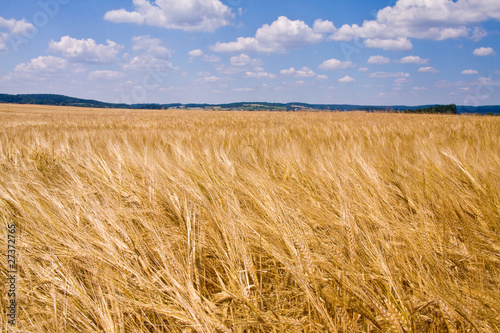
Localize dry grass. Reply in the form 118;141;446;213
1;103;499;332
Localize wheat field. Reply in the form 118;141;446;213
0;104;499;332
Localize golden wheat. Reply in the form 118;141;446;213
1;104;499;332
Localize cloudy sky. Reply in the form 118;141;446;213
1;0;499;106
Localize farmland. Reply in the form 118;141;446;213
1;104;499;332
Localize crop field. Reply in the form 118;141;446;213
1;103;499;332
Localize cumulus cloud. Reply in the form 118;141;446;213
89;70;127;80
0;16;34;35
49;36;122;63
338;75;356;83
418;66;440;73
213;16;331;53
471;27;488;41
369;72;410;78
280;67;295;75
196;75;224;83
124;35;174;72
213;54;263;75
313;19;336;34
230;53;262;67
280;66;316;77
0;32;8;52
367;55;390;64
188;49;204;58
0;17;36;52
280;66;329;80
364;37;413;51
330;0;500;50
14;56;69;73
231;87;254;92
461;69;478;75
132;35;172;58
399;56;429;64
104;0;234;32
395;78;409;85
123;54;173;72
318;58;355;70
244;71;276;79
0;55;85;86
12;56;85;80
188;49;220;62
475;76;500;86
473;47;495;56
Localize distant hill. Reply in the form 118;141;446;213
0;93;127;108
457;105;500;115
0;93;498;114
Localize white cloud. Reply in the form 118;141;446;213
461;69;478;75
472;27;488;41
0;16;34;35
203;55;221;63
418;66;440;73
230;53;262;67
338;75;356;83
49;36;122;63
399;56;429;64
188;49;204;58
318;58;355;70
232;87;254;92
358;67;369;72
365;37;413;51
473;47;495;56
213;16;326;53
15;56;69;74
188;49;221;62
395;78;409;85
313;19;336;34
124;35;174;72
279;66;328;80
12;56;85;80
214;54;262;74
0;17;33;52
89;70;127;80
330;0;500;50
213;37;261;53
280;66;316;77
413;87;428;91
123;54;173;72
196;75;224;83
244;71;276;79
104;0;234;32
367;55;390;64
434;79;462;88
0;32;8;52
369;72;410;78
379;92;396;98
132;35;172;58
476;76;500;86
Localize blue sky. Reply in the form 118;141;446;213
0;0;499;106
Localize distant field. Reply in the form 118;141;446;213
1;104;499;332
